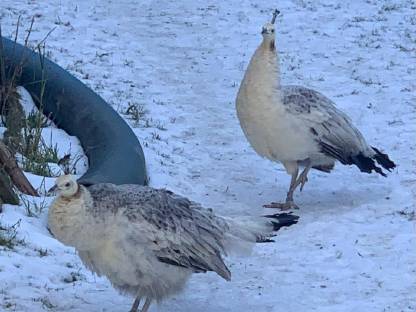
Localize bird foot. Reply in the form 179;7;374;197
263;201;299;210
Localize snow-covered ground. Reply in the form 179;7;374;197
0;0;415;311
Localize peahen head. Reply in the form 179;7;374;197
261;9;279;40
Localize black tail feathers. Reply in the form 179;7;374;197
264;212;299;232
350;147;395;177
372;147;396;171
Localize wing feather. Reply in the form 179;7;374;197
281;85;372;162
86;184;231;280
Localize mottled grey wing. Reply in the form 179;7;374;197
281;85;370;164
87;183;231;280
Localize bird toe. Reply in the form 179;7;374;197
263;201;299;210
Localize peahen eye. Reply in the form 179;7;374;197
65;183;70;187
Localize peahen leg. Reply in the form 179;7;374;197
264;165;299;210
264;162;311;210
294;163;311;192
141;298;152;312
130;297;141;312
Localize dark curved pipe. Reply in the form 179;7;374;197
1;37;147;186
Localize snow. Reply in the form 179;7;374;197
0;0;415;311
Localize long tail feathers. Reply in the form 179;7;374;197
351;152;386;176
257;213;299;242
264;212;300;231
350;147;396;177
372;146;396;171
320;141;396;177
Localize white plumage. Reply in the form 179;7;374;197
47;175;298;312
236;10;395;209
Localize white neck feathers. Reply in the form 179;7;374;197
236;37;283;112
48;185;97;250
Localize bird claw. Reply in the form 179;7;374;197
263;201;299;210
